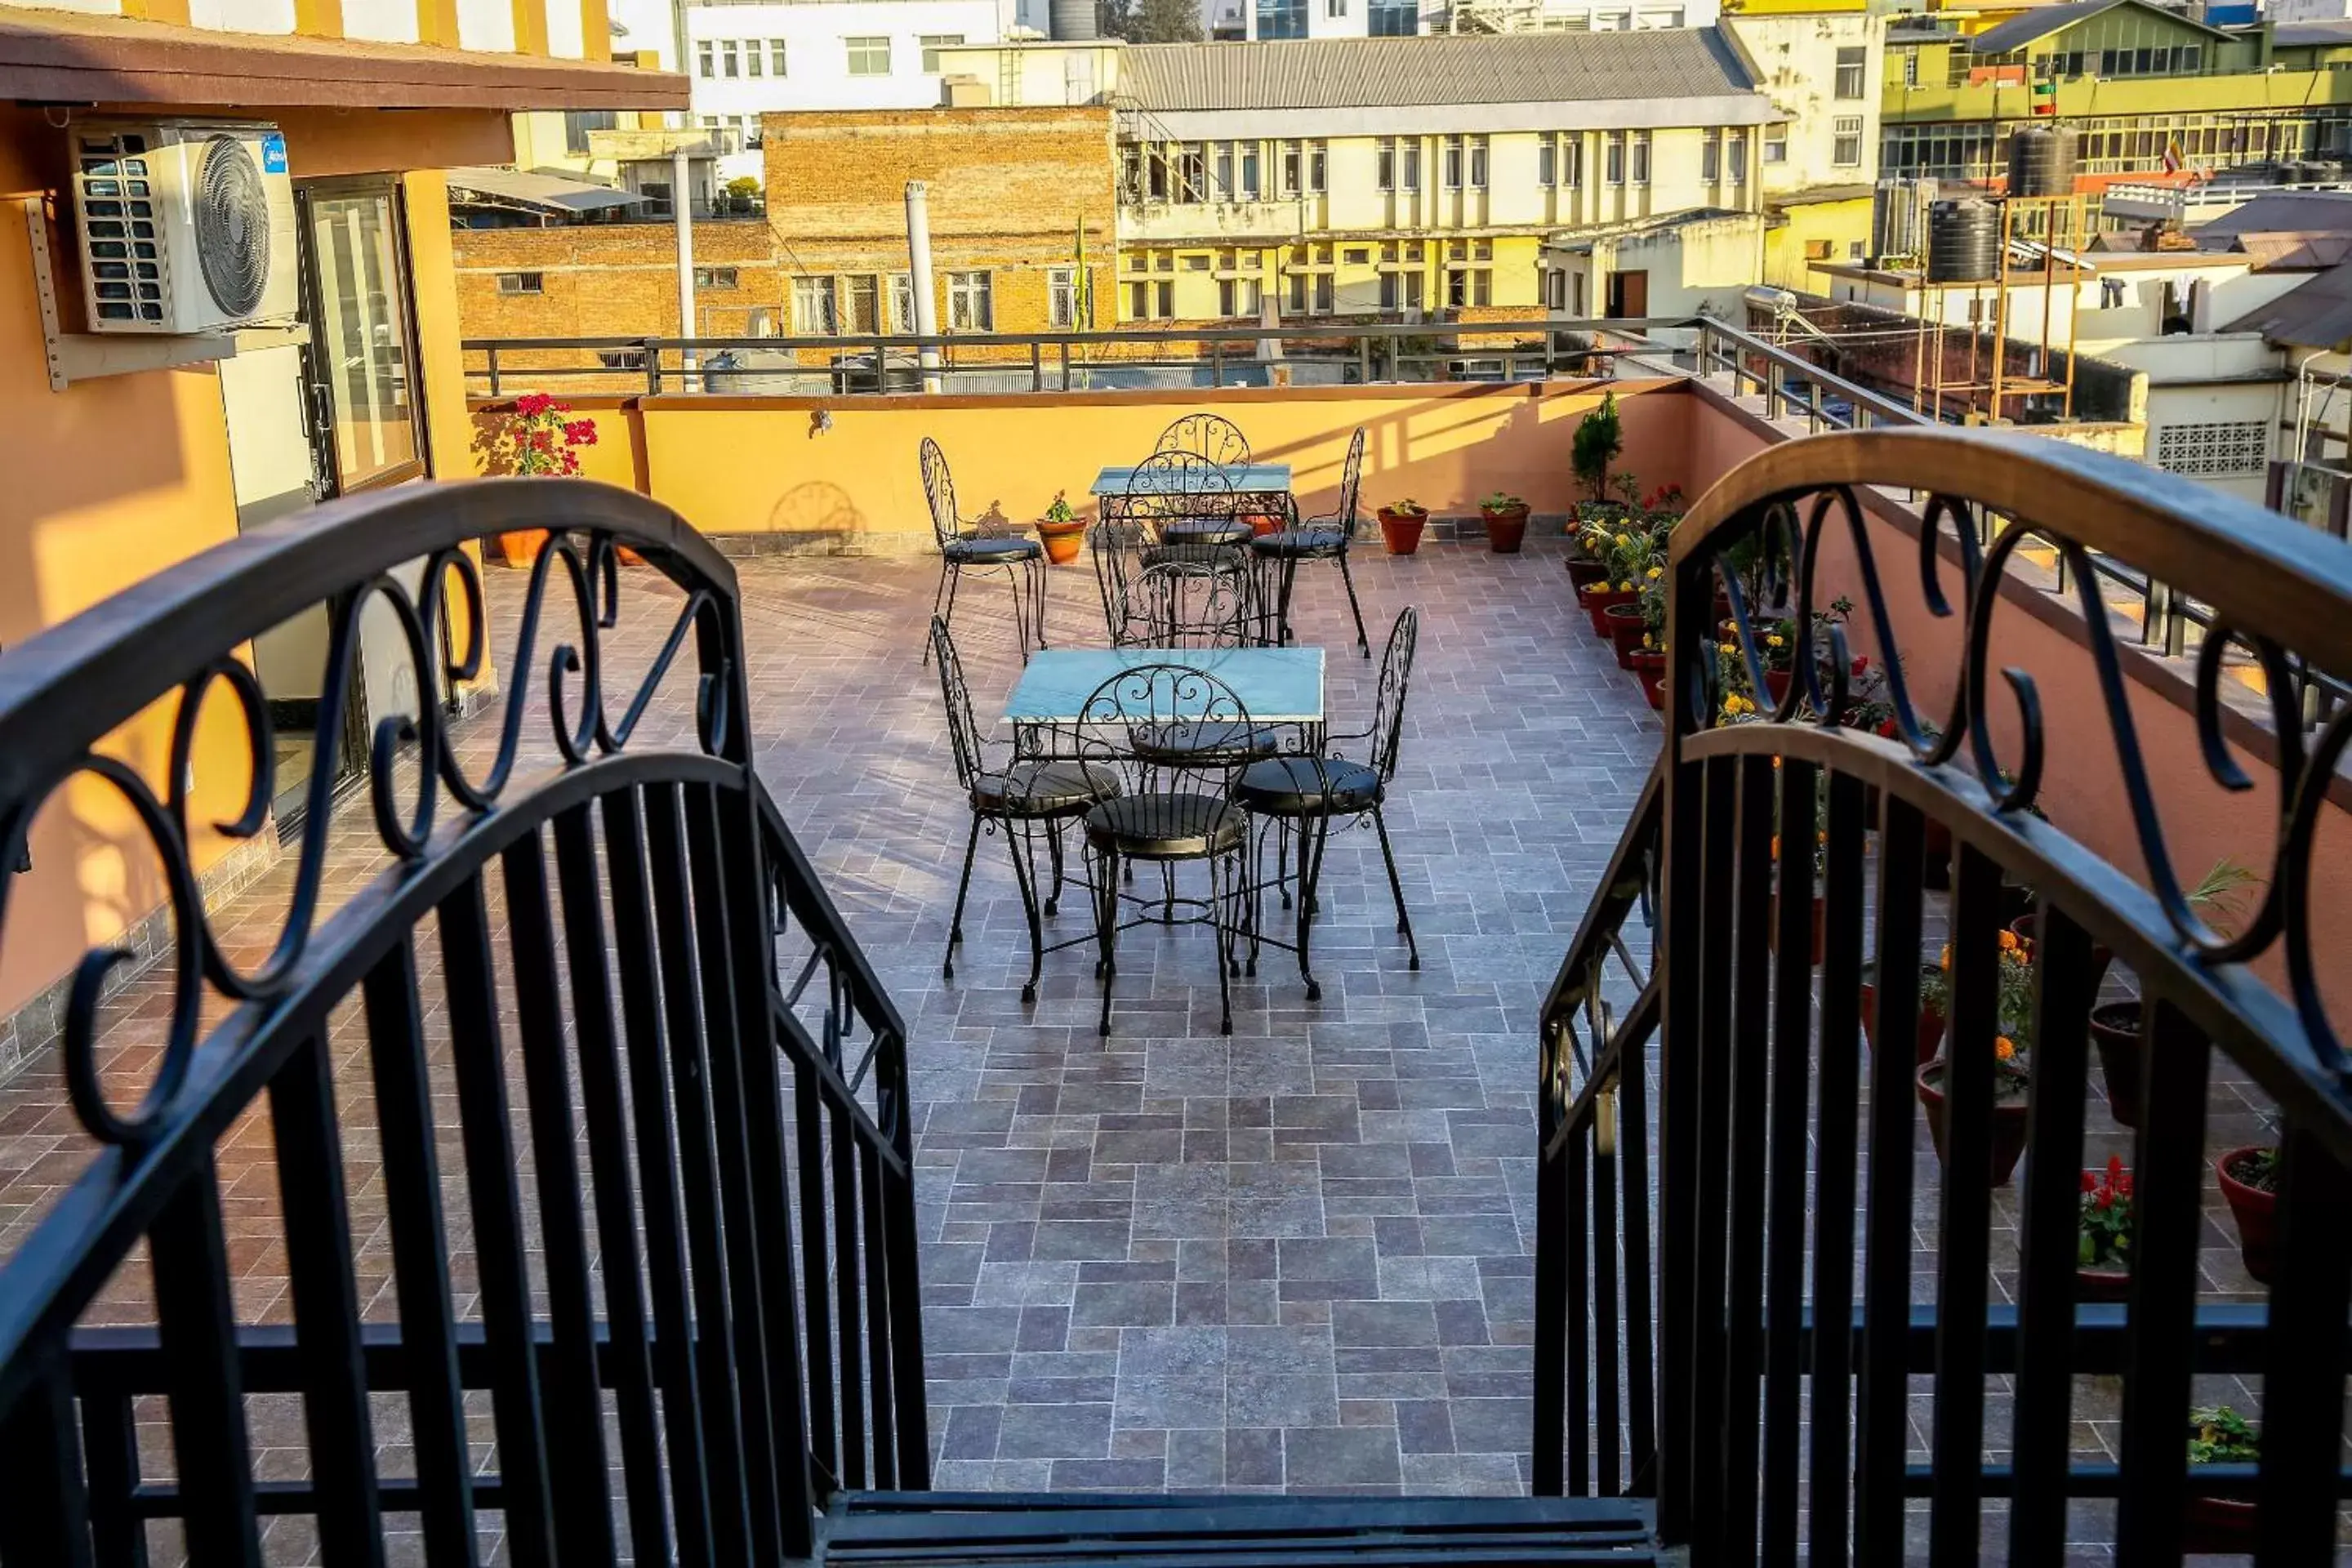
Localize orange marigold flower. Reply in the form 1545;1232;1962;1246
1994;1036;2016;1059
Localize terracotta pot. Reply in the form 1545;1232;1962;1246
1628;648;1664;680
1762;666;1793;706
2088;1000;2142;1129
1377;509;1428;555
2216;1145;2278;1285
497;528;550;568
1646;674;1668;711
1245;513;1283;537
1604;604;1649;669
2182;1496;2260;1552
1566;557;1610;590
1860;970;1949;1067
1916;1059;2032;1186
2076;1263;2132;1303
1483;506;1530;554
1036;519;1087;566
1582;584;1637;636
1766;893;1827;965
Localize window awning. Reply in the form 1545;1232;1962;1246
448;167;646;216
0;7;688;110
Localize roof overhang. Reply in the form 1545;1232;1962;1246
447;166;645;214
0;8;689;110
1138;96;1775;139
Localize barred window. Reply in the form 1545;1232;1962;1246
2154;421;2268;478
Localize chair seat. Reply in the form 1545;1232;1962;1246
1126;719;1284;765
1085;792;1246;859
946;535;1042;564
1250;528;1348;559
1232;756;1382;816
973;760;1123;817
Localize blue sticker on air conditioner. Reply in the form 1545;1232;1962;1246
261;133;287;173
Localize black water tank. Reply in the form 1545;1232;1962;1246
2006;126;2076;198
1927;199;2000;283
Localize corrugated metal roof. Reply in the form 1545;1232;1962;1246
448;167;645;214
1117;30;1757;113
2195;190;2352;239
2223;257;2352;346
1968;0;2229;53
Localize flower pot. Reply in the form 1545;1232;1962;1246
1604;604;1649;669
2216;1145;2278;1285
1762;667;1793;706
2182;1496;2261;1552
1646;674;1668;711
1916;1059;2032;1186
1036;519;1087;566
1377;509;1428;555
1482;506;1530;554
1628;648;1665;682
1766;893;1826;965
2088;1000;2143;1129
2076;1263;2132;1303
1860;971;1949;1067
1245;513;1283;537
1581;585;1636;636
497;528;550;568
1566;557;1610;590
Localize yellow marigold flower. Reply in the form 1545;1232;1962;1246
1994;1036;2016;1060
1614;532;1631;546
1642;632;1654;648
1618;581;1635;591
1646;565;1663;579
1717;640;1737;655
1998;930;2017;951
1765;633;1784;648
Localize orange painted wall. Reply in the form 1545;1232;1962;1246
466;380;1699;538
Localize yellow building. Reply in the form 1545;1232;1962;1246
0;0;683;1061
1722;7;1886;290
1107;33;1776;325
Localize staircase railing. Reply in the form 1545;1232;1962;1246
1632;429;2352;1565
0;479;922;1566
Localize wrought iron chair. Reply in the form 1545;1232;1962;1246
1064;663;1258;1037
921;435;1047;666
1233;606;1422;997
1123;451;1255;644
932;617;1121;1004
1252;425;1370;657
1155;412;1252;468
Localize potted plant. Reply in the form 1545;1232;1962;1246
2216;1144;2277;1285
1034;491;1086;566
1861;958;1950;1067
2087;859;2261;1129
1915;929;2037;1184
1377;497;1429;555
1570;390;1624;526
2077;1155;2134;1302
2184;1406;2261;1549
1581;523;1655;633
1566;514;1617;591
1627;578;1668;686
494;393;599;564
1481;492;1530;553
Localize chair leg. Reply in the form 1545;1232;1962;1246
924;559;953;666
1294;812;1331;1002
1211;849;1237;1036
941;561;964;651
1032;555;1052;651
944;813;982;979
1275;558;1301;647
1007;816;1046;1004
1336;550;1370;657
1091;841;1120;1037
1045;824;1067;918
1371;804;1420;970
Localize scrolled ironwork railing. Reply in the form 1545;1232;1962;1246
1628;426;2352;1566
0;478;922;1566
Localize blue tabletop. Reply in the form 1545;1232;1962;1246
1001;647;1326;728
1091;463;1293;497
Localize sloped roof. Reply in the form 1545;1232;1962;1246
1118;29;1757;112
1968;0;2230;54
2194;190;2352;241
2223;257;2352;346
448;167;645;216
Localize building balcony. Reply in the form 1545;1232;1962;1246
1;316;2349;1560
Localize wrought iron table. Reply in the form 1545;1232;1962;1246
1000;646;1325;749
1091;462;1295;526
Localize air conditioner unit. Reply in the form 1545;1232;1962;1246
69;121;299;334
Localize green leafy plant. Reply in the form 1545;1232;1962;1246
2225;1146;2278;1195
2189;858;2265;938
1041;490;1076;525
2079;1155;2134;1267
1384;498;1428;518
2188;1406;2260;1465
1482;491;1526;514
1572;390;1624;502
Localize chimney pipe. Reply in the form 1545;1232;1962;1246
906;180;942;394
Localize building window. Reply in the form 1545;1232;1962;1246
1902;49;1919;87
1307;140;1326;194
1315;273;1334;312
747;307;776;336
947;270;993;330
1215;142;1235;198
694;266;739;289
2155;421;2267;477
794;276;836;333
1279;140;1301;196
846;35;891;74
1468;135;1488;188
1218;277;1263;316
1241;143;1261;198
563;110;616;155
890;273;914;332
1700;129;1719;182
1445;267;1491;308
1378;136;1396;191
1834;45;1867;100
1538;136;1554;185
772;39;787;74
302;182;425;493
1327;0;1345;15
746;36;762;75
497;270;542;294
1833;116;1863;167
1629;131;1650;185
1178;143;1206;202
920;33;964;70
1049;265;1080;327
598;348;647;372
697;39;715;75
1369;0;1414;35
1606;131;1625;184
1257;0;1306;38
1401;140;1419;190
1728;131;1747;185
719;38;739;74
845;274;880;333
1442;135;1462;189
1764;123;1788;163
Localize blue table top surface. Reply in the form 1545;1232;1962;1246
1090;463;1293;496
1000;647;1326;728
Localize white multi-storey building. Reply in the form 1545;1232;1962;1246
1232;0;1713;42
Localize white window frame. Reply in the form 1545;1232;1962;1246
1833;115;1864;167
1049;265;1080;328
846;35;891;75
793;275;837;334
920;33;964;71
771;39;787;74
497;271;542;294
1834;45;1867;100
947;270;994;331
1764;123;1788;163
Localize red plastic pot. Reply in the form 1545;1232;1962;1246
2182;1497;2260;1552
1605;604;1649;669
1762;666;1793;706
1646;675;1668;711
1378;508;1428;555
2088;1001;2142;1129
2216;1145;2278;1285
1566;556;1610;590
2076;1263;2132;1303
1483;505;1530;553
1628;648;1665;679
1860;972;1949;1067
1582;585;1637;635
1916;1059;2031;1186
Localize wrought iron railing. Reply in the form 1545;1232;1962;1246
0;479;922;1565
1622;427;2352;1563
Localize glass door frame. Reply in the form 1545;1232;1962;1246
293;173;431;500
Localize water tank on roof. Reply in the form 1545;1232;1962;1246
1870;178;1927;261
1927;199;2000;283
1050;0;1099;39
2006;126;2076;198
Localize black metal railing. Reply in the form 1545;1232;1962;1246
1619;428;2352;1564
0;479;922;1566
